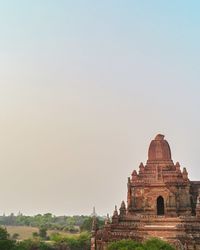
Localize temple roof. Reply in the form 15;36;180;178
148;134;172;162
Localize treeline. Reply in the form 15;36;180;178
0;213;104;232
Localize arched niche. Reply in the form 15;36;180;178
157;196;164;215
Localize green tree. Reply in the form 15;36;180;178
80;217;104;232
0;226;9;240
143;238;175;250
0;226;15;250
39;226;48;240
15;239;54;250
108;238;176;250
53;232;90;250
0;240;15;250
32;232;39;238
108;239;143;250
80;217;92;232
11;233;19;240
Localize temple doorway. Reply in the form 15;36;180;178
157;196;164;215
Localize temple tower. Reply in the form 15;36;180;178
94;134;200;250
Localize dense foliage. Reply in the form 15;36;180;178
0;226;91;250
108;239;176;250
108;239;143;250
0;224;176;250
0;213;104;233
52;232;90;250
80;217;104;232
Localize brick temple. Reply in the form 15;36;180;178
91;134;200;250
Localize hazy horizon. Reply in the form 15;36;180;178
0;1;200;216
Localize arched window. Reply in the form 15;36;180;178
157;196;164;215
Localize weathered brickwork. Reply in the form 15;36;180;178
92;135;200;250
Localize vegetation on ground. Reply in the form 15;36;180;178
0;213;104;237
108;238;176;250
0;226;91;250
0;217;177;250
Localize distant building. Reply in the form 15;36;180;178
92;134;200;250
91;207;97;218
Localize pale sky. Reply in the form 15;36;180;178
0;1;200;215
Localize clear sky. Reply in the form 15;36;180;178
0;1;200;215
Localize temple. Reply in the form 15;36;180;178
92;134;200;250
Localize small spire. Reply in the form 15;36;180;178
139;162;144;168
113;205;118;217
120;201;126;209
175;162;181;173
119;201;126;218
132;170;137;176
112;206;119;224
131;170;138;181
139;162;145;173
105;213;110;225
183;167;188;173
91;216;98;232
182;167;188;180
91;206;97;217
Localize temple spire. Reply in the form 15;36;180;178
148;134;172;163
91;206;97;217
105;213;110;225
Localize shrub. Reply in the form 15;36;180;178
15;239;54;250
108;239;143;250
53;232;90;250
108;238;176;250
143;238;175;250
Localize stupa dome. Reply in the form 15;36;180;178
148;134;172;161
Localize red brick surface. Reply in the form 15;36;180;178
92;135;200;250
